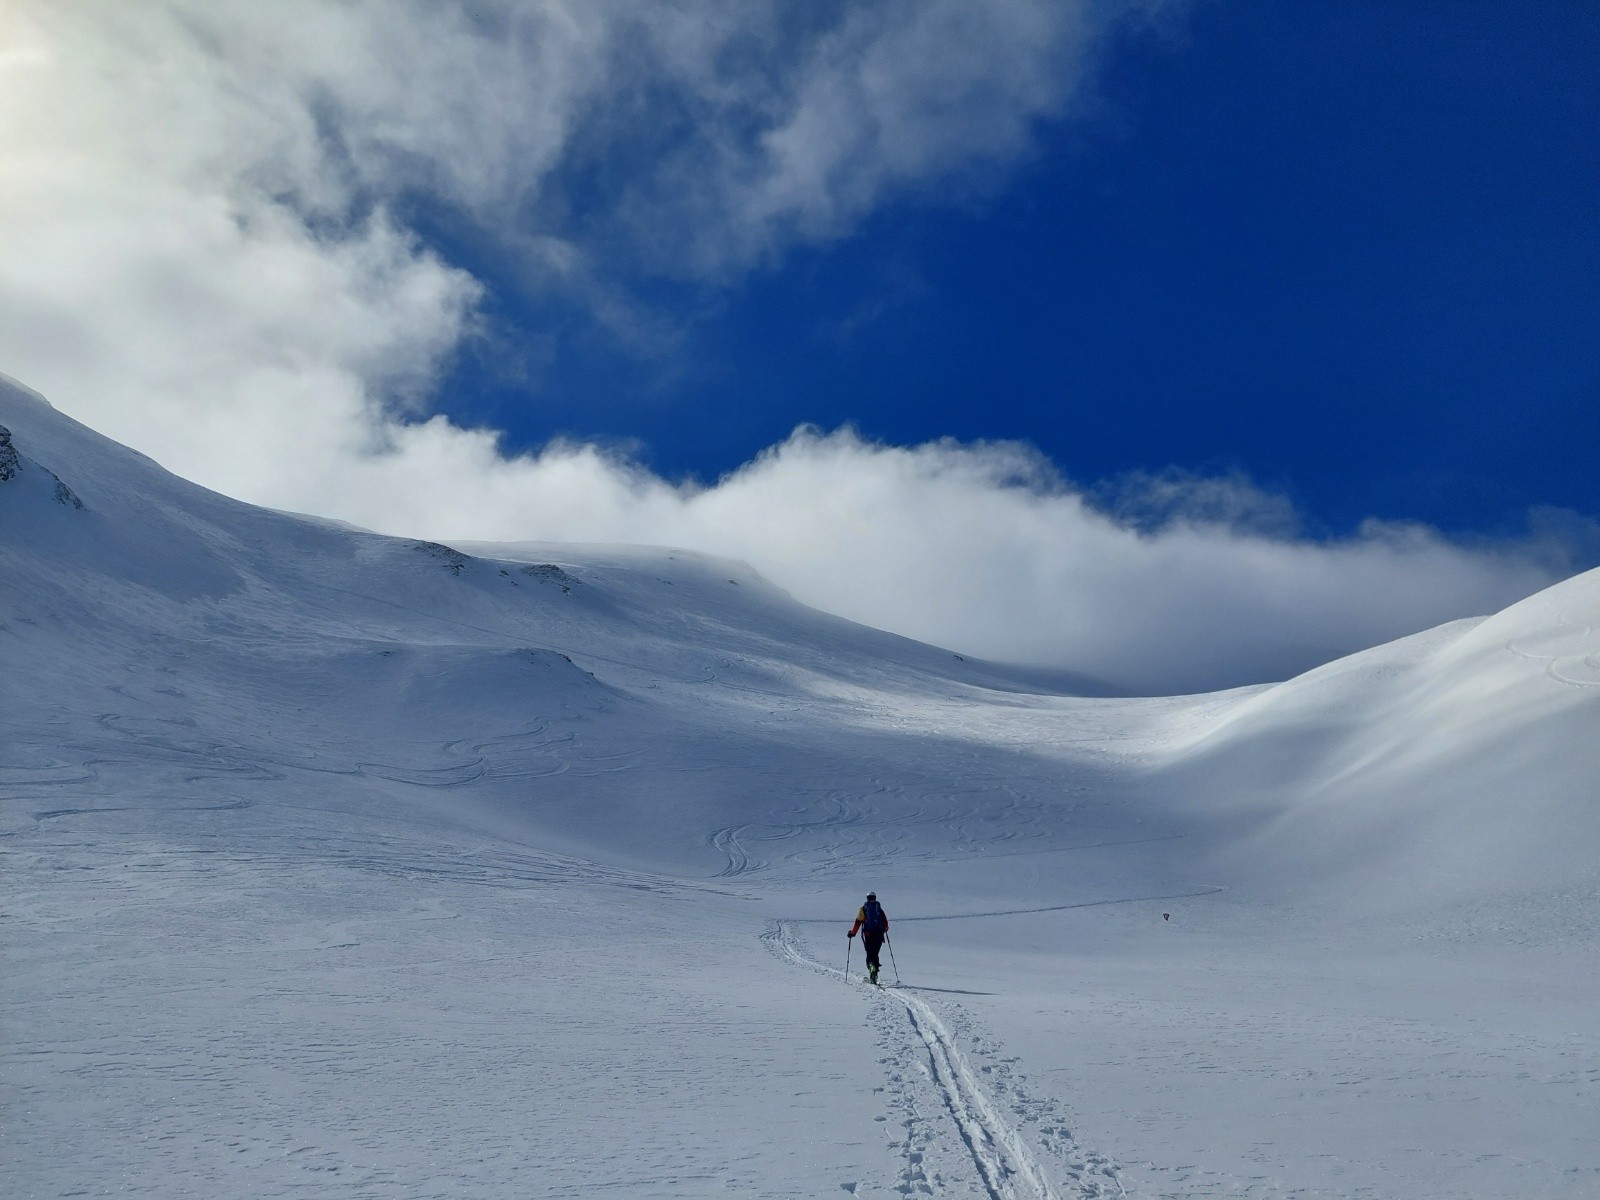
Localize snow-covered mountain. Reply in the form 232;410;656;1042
4;375;1597;1199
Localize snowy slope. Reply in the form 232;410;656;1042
4;376;1599;1199
1150;566;1600;912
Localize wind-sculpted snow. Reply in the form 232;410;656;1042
4;378;1600;1198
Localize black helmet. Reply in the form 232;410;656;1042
866;892;877;900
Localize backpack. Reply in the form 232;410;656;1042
861;899;887;934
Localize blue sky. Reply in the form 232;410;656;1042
4;0;1595;690
443;0;1598;538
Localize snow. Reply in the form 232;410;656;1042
3;375;1598;1198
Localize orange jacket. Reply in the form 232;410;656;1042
849;904;889;936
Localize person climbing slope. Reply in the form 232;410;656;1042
848;892;889;985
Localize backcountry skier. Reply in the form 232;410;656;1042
848;892;889;985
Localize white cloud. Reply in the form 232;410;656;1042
0;0;1582;692
0;0;1142;474
734;2;1079;248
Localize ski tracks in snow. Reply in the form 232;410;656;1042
765;921;1123;1200
1506;612;1600;688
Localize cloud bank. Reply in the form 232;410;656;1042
0;0;1585;692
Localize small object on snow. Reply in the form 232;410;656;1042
1162;913;1171;921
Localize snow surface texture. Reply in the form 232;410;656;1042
3;375;1598;1199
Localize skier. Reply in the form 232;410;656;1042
848;892;889;985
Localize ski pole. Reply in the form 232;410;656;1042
886;935;900;984
844;934;852;985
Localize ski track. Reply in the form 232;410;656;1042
765;920;1123;1200
1505;613;1600;688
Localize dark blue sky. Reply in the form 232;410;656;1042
442;0;1598;540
